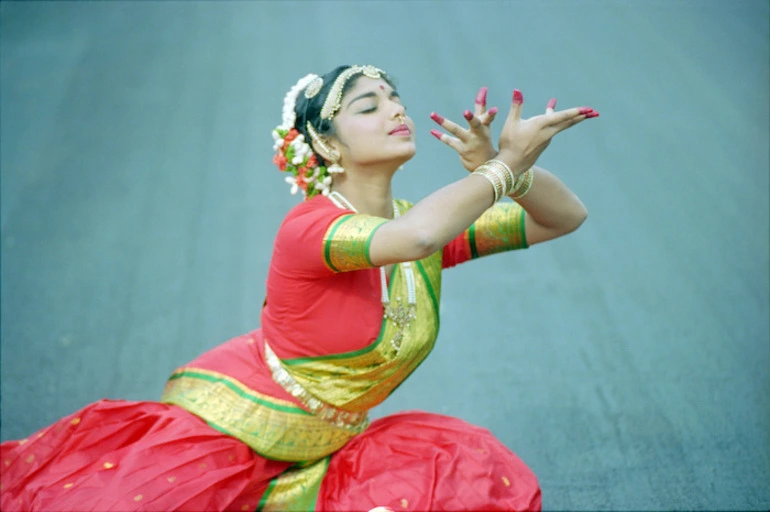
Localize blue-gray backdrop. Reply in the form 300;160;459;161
1;1;768;510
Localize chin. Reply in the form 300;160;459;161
395;144;417;164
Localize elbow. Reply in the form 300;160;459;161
413;231;441;260
410;228;442;260
565;206;588;234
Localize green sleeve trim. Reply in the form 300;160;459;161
364;220;387;268
468;222;479;259
519;208;529;249
322;214;353;272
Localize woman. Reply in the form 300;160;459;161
1;64;596;511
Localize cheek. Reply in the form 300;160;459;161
344;119;382;146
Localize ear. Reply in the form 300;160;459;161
311;137;341;164
306;123;341;164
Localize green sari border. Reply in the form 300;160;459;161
255;456;330;512
414;259;440;325
282;263;398;366
166;370;309;415
256;478;278;511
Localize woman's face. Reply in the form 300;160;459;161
329;76;416;169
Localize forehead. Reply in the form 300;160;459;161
344;76;395;97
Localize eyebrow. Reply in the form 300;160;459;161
345;89;400;110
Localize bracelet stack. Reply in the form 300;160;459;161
473;159;535;202
511;167;534;199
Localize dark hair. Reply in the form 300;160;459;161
293;65;396;162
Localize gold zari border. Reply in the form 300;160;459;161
257;457;330;511
283;200;444;413
468;202;528;258
322;214;387;272
160;368;356;462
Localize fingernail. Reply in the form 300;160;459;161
475;86;488;105
488;106;499;115
430;112;445;124
578;107;593;115
513;89;523;104
547;98;557;110
463;110;473;121
430;129;443;140
585;112;600;118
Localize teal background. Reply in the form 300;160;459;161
1;1;768;509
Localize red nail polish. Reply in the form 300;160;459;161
463;110;473;121
513;89;523;104
585;112;600;118
547;98;557;110
578;107;593;115
475;86;488;105
488;106;499;115
430;129;443;140
430;112;445;124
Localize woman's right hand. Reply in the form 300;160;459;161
495;89;598;174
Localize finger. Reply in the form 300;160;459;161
550;107;600;133
430;129;465;152
545;98;557;115
479;106;499;127
463;109;483;132
545;106;597;127
430;112;470;142
505;89;524;124
474;86;488;117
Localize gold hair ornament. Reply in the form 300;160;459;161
320;65;386;120
306;123;344;174
304;76;324;99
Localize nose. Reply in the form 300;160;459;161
393;105;407;123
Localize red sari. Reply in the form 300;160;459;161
1;195;539;511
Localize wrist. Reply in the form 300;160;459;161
493;150;528;177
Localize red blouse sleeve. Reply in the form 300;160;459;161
272;196;389;278
442;202;529;269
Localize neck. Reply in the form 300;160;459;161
330;164;397;218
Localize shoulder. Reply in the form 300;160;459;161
394;198;414;214
279;195;349;232
283;194;344;221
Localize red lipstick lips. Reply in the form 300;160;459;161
389;124;411;135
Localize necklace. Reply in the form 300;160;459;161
328;191;417;353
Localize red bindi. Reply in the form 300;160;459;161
379;85;385;90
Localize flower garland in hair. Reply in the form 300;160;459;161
271;74;333;199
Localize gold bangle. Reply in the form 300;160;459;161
474;164;504;202
484;159;516;195
512;168;535;199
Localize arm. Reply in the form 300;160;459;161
368;172;496;265
513;165;587;245
369;91;596;267
430;88;594;248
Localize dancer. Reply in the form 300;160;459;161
1;64;596;511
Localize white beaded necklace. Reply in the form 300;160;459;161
328;191;417;352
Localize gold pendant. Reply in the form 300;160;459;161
384;297;416;352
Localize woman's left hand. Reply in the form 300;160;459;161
429;86;500;172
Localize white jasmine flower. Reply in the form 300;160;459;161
285;175;300;195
